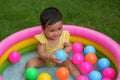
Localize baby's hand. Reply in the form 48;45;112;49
49;54;62;64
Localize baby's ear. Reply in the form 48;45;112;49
41;26;44;30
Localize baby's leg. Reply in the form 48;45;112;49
25;57;45;69
61;58;81;79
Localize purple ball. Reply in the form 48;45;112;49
80;62;93;74
102;68;116;79
8;51;21;63
72;53;84;65
102;77;112;80
77;75;89;80
0;76;2;80
72;42;83;53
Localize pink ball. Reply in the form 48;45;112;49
80;62;93;74
72;53;84;65
77;75;89;80
8;51;21;63
72;42;83;53
102;67;116;79
102;77;112;80
0;76;2;80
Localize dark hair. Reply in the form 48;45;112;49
40;7;62;29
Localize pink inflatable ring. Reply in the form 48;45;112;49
0;25;120;80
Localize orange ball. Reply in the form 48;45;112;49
56;67;70;80
85;53;98;64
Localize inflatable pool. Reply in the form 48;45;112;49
0;25;120;80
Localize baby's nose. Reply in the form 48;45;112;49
55;31;59;35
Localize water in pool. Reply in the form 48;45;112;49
2;51;74;80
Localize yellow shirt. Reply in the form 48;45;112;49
34;31;70;66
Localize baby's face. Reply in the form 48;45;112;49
44;21;63;40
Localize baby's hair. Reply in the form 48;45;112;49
40;7;62;29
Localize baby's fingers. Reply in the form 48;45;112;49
53;57;62;64
56;58;61;61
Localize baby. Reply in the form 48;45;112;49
25;7;81;79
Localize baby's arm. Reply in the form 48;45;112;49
37;42;61;64
37;42;51;60
63;42;72;54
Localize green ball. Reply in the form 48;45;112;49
25;67;38;80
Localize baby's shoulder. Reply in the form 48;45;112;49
62;30;70;36
34;32;45;38
63;30;69;33
60;30;70;42
34;33;47;44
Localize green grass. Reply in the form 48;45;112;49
0;0;120;43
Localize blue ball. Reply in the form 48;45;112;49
97;58;110;70
84;45;96;55
88;70;102;80
55;50;67;62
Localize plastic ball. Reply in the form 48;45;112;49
38;72;52;80
84;45;96;55
88;70;102;80
80;62;93;74
72;53;84;65
72;42;83;53
56;67;70;80
102;67;116;79
25;67;38;80
55;50;67;62
97;58;110;70
0;76;2;80
85;53;97;64
102;77;112;80
8;51;21;63
77;75;89;80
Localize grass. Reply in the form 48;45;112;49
0;0;120;43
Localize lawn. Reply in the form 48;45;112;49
0;0;120;43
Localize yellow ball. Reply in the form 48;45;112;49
38;72;52;80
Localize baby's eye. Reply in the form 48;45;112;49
50;30;54;32
58;28;62;30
